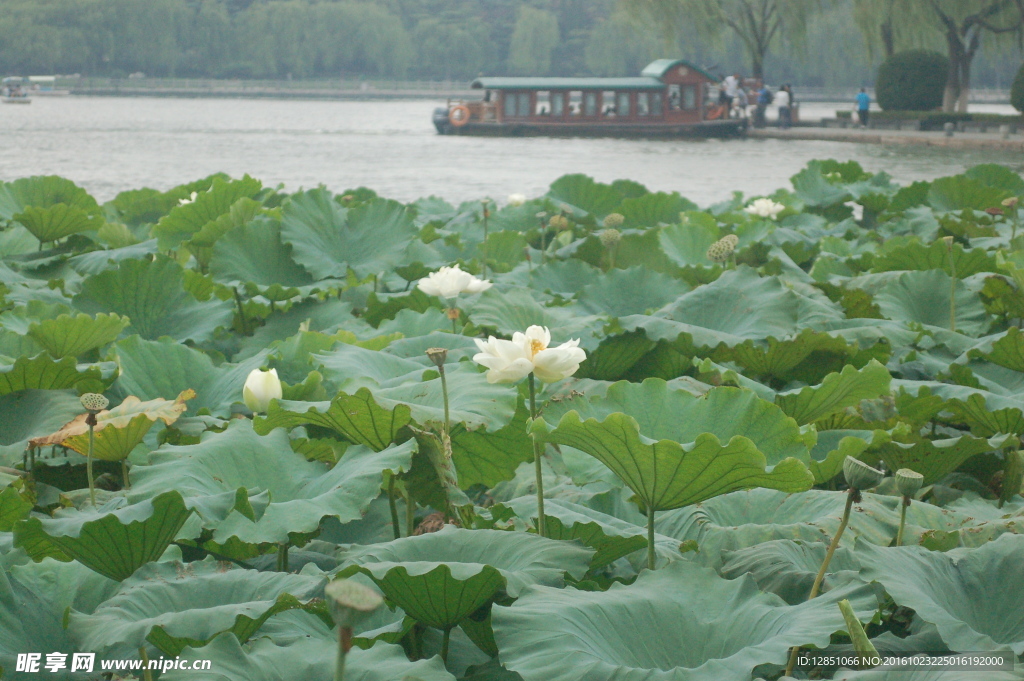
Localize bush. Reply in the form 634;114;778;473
876;50;949;111
1013;63;1024;113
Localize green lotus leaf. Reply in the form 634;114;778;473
808;430;872;484
0;389;85;467
576;330;657;381
874;270;991;337
496;497;652;570
68;558;327;657
512;259;600;297
74;256;234;344
164;635;455;681
657;214;720;267
720;538;862;604
618;191;696;229
542;379;814;467
858;534;1024;654
711;328;863;385
0;353;111;396
26;312;129;359
256;388;411;451
113;336;270;416
965;163;1024;195
533;410;813;515
0;558;119;680
792;164;854;207
870;429;1013;485
547;173;628;218
775;360;892;426
967;326;1024;372
0;481;32;532
152;175;262;250
0;175;99;221
870;239;997;277
127;420;415;546
210;216;336;301
338;526;593;632
468;287;605;351
449;399;533;488
654;489;996;569
315;343;430;391
493;559;877;681
928;175;1010;212
13;490;192;581
574;266;689;317
280;189;419;280
13;204;102;244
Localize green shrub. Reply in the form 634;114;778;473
876;50;949;111
1012;62;1024;113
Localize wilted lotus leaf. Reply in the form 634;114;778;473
29;390;195;462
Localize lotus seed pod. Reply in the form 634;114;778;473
425;347;448;368
599;228;621;249
941;236;954;248
843;457;885;491
721;234;739;248
603;213;625;229
895;468;924;497
79;393;109;413
706;235;737;263
325;578;384;628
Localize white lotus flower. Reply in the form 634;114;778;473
243;368;282;413
178;191;199;206
507;193;527;207
473;325;586;384
745;197;785;220
417;264;492;300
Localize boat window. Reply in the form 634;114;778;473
667;85;681;111
682;85;697;110
583;91;597;116
535;91;550;116
568;91;582;115
503;93;517;118
637;93;649;116
602;91;616;116
616;92;631;117
651;92;663;116
517;92;531;118
551;92;564;116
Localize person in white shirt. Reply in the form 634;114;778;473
720;73;740;106
775;84;792;129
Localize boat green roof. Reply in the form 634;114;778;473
641;59;718;82
471;77;665;91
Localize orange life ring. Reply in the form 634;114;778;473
706;105;726;121
449;104;471;127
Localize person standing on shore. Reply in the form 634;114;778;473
776;85;791;129
856;88;871;128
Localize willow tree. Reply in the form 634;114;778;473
851;0;927;58
624;0;824;80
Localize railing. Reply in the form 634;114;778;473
61;77;474;93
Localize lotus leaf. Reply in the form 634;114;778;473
27;312;129;358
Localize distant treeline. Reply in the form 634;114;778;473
0;0;1018;87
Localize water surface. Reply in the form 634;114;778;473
1;97;1020;206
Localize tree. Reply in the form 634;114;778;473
851;0;928;58
1012;62;1024;112
507;5;560;75
926;0;1024;112
624;0;823;80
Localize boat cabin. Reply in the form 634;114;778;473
434;59;745;137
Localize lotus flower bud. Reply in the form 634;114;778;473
549;215;570;231
603;213;625;229
895;468;924;497
325;578;384;629
243;368;282;414
599;228;621;249
844;457;884;491
80;393;109;413
425;347;448;368
1003;197;1020;209
507;193;526;207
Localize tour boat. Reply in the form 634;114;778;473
433;59;746;138
2;77;31;104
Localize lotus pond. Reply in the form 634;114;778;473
1;163;1024;681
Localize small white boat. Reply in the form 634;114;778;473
2;76;32;104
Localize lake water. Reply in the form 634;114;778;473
1;96;1020;207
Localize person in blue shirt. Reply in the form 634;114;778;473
855;88;871;128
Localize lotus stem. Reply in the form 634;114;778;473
896;496;909;547
335;625;351;681
233;287;248;335
529;373;546;537
405;488;416;535
121;460;131;490
481;200;489;279
439;364;450;434
441;627;452;664
140;647;153;681
388;476;401;539
647;504;656;571
786;487;856;676
277;543;289;572
86;420;97;507
944;237;957;332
